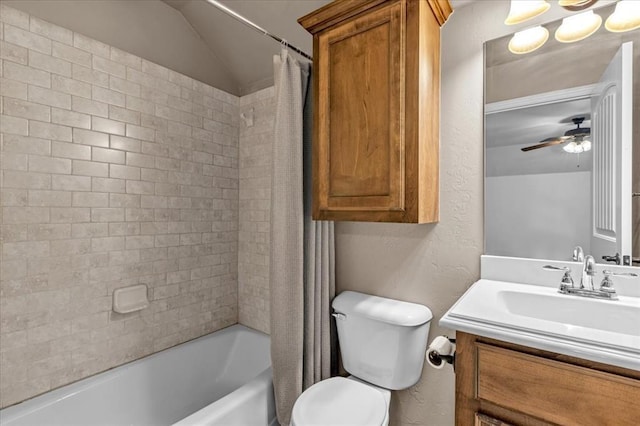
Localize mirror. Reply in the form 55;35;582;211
484;3;640;266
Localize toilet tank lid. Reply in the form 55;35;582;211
332;291;433;326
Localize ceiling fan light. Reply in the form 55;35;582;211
555;10;602;43
563;139;591;154
562;141;578;154
605;1;640;33
505;0;551;25
508;26;549;54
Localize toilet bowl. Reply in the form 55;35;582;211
290;291;432;426
291;376;391;426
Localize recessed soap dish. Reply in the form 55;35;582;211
113;284;149;314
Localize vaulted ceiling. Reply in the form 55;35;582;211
6;0;469;97
163;0;330;95
5;0;329;96
164;0;473;95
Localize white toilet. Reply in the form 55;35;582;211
291;291;433;426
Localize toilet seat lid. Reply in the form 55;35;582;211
291;377;387;426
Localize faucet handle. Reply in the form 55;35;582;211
543;265;574;289
543;265;571;272
600;270;638;294
601;270;638;279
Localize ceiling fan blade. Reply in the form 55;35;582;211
539;136;570;143
521;138;567;152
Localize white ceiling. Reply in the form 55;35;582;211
485;98;593;176
485;99;591;149
163;0;330;95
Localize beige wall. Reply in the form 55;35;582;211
237;87;275;334
2;0;239;95
334;2;578;425
0;5;240;407
2;0;606;420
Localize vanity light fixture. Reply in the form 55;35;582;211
505;0;550;25
504;0;638;54
559;0;599;11
605;0;640;33
555;10;602;43
508;26;550;54
563;137;592;154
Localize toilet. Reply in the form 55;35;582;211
291;291;433;426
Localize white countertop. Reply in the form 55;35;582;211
440;256;640;371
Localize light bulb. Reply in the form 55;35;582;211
508;26;549;54
505;0;551;25
563;139;591;154
555;10;602;43
605;0;640;33
563;141;580;153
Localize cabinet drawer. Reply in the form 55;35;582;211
476;343;640;425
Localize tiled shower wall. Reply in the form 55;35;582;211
238;87;274;334
0;5;240;408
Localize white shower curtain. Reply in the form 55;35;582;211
270;49;335;425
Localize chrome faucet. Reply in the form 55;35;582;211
580;255;596;290
543;255;637;301
572;246;585;262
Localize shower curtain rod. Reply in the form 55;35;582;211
204;0;313;61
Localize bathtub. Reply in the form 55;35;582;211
0;325;276;426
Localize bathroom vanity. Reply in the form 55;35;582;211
441;256;640;426
456;332;640;426
467;6;640;423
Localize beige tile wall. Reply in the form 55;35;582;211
237;87;274;335
0;5;240;408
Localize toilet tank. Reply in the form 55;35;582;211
332;291;433;390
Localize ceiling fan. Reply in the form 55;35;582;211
521;117;591;152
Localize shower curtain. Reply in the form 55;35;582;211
270;49;336;425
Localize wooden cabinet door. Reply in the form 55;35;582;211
476;343;640;426
315;1;405;218
456;332;640;426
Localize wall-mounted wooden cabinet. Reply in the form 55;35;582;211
456;332;640;426
299;0;452;223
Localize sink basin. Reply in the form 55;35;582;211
441;279;640;370
498;290;640;336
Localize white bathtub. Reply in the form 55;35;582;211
0;325;276;426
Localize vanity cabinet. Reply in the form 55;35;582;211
456;332;640;426
298;0;452;223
